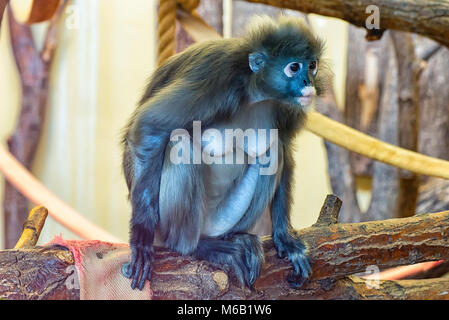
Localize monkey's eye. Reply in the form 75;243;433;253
309;60;318;76
284;62;302;78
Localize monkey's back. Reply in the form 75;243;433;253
139;38;252;108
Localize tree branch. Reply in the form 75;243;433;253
1;198;449;299
245;0;449;48
3;2;66;248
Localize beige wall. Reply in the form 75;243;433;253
0;0;347;248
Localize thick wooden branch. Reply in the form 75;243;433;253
0;247;79;300
2;236;448;300
299;209;449;280
245;0;449;48
1;199;449;299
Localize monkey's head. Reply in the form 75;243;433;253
245;16;328;109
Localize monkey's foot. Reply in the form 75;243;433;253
124;244;154;290
193;234;264;288
125;226;155;290
273;233;311;288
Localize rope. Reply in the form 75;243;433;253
178;0;200;12
157;0;200;66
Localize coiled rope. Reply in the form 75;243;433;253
157;0;200;66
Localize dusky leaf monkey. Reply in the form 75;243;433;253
122;15;328;290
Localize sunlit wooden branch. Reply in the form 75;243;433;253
245;0;449;49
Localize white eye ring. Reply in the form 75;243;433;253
284;62;302;78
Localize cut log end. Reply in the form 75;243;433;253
313;194;342;227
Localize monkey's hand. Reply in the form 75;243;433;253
122;225;155;290
273;231;311;288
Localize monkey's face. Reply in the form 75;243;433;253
249;52;320;109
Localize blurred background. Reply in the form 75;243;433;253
2;0;446;250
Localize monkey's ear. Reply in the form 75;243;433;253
249;52;266;73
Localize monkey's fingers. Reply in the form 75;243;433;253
126;246;154;290
130;251;142;290
138;253;153;290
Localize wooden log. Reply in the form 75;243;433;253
244;0;449;49
2;198;449;299
328;276;449;300
0;247;79;300
9;0;60;24
300;210;449;280
3;2;68;248
2;236;449;300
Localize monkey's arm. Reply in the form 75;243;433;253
270;147;311;287
124;118;168;290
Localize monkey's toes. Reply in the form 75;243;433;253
287;251;311;288
126;245;154;290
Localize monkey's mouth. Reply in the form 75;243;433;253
296;86;317;107
296;95;314;106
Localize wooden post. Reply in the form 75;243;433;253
3;2;66;248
